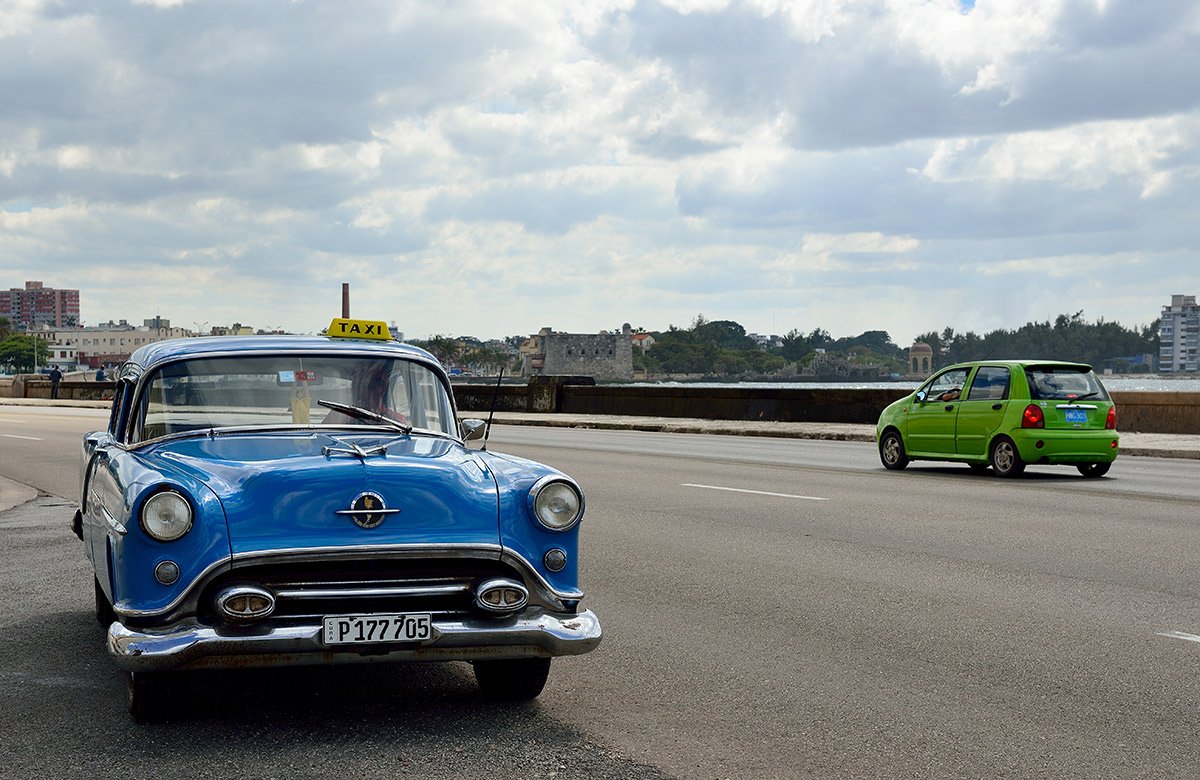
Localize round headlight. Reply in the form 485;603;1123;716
532;480;583;531
140;491;193;542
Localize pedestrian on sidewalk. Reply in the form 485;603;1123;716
48;365;63;399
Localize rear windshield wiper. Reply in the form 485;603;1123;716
317;400;412;434
1066;392;1099;402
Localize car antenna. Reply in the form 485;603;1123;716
481;366;504;452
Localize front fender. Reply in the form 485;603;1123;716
100;449;231;621
876;395;912;440
481;452;583;599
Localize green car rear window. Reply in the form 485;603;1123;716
1024;366;1110;401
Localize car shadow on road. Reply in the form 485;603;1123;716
0;608;672;780
894;465;1114;483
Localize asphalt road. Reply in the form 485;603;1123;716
1;406;1199;779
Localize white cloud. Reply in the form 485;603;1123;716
920;115;1200;192
0;0;1196;345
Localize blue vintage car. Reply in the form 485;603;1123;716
72;320;601;720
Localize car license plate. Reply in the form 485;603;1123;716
322;613;433;645
1064;409;1088;423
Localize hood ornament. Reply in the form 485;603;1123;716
335;491;400;529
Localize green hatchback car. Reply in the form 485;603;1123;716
876;361;1119;478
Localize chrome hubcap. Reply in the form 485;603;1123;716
995;444;1013;471
883;438;899;463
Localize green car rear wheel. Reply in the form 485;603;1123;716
990;438;1026;478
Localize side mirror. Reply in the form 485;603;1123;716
915;391;927;403
461;418;486;443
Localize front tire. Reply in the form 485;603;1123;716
990;438;1025;478
879;431;909;470
94;578;116;628
125;671;185;722
1077;463;1111;478
473;658;551;700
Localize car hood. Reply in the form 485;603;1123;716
146;432;499;556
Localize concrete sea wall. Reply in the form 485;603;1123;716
5;375;1199;435
455;381;1200;435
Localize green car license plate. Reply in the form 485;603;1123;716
322;613;433;645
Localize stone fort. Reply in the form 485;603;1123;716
521;325;634;382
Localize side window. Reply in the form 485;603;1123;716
925;368;969;400
966;366;1010;401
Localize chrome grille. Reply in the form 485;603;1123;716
199;558;524;624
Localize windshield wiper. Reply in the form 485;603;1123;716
1066;392;1098;402
317;400;412;434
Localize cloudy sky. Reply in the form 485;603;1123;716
1;0;1197;344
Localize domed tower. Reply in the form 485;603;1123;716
908;342;933;375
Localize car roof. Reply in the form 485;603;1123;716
126;335;440;372
941;359;1094;371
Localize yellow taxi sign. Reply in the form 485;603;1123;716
326;318;392;341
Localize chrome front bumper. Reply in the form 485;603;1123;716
107;610;601;672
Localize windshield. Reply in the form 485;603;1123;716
135;354;455;441
1024;366;1110;402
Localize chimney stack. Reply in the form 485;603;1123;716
341;283;350;318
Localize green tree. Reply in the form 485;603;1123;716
410;335;463;366
915;312;1158;370
0;316;11;340
780;329;809;361
0;335;50;373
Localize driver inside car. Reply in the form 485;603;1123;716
321;362;410;426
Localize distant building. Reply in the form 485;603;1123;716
631;332;656;352
1159;295;1199;373
520;325;634;381
747;333;783;349
908;342;933;374
66;321;189;369
210;323;255;336
0;281;80;330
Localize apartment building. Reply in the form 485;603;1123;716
1159;294;1200;373
1;281;80;330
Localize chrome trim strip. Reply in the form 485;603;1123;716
333;509;402;516
116;545;583;620
1056;404;1099;409
500;549;585;602
274;584;470;600
113;557;233;619
99;504;127;536
230;544;505;569
108;609;602;672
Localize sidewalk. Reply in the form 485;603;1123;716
0;475;38;513
3;397;1198;460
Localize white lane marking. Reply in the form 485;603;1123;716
1157;631;1200;644
1;434;43;441
682;483;829;501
